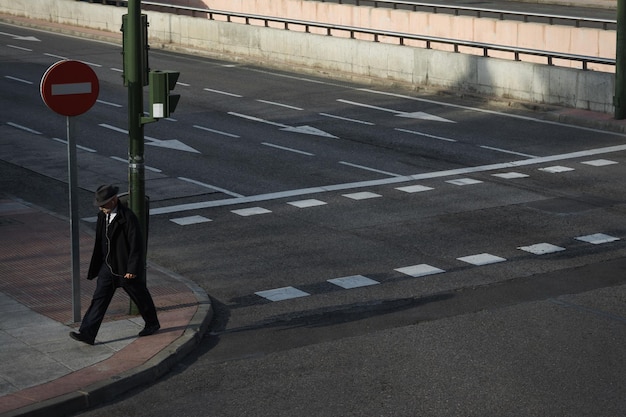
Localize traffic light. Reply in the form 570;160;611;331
148;70;180;119
121;13;149;87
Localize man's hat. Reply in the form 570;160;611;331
94;184;119;207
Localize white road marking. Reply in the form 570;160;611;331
257;99;303;110
51;137;96;152
328;275;379;289
262;142;314;156
342;191;382;200
178;177;244;198
539;166;574;173
582;159;617;167
518;243;565;255
4;76;32;84
232;207;272;216
6;122;41;135
338;99;455;122
492;172;529;179
395;264;445;277
288;199;327;208
255;286;310;302
170;215;212;226
150;143;626;215
96;99;122;108
193;124;240;138
7;45;32;51
576;233;620;245
204;88;242;97
395;128;456;142
446;178;483;186
457;253;506;266
480;145;537;158
396;185;434;193
339;161;401;177
319;113;374;125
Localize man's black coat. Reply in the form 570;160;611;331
87;203;144;281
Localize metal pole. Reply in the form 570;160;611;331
616;0;626;119
127;0;145;314
67;116;81;322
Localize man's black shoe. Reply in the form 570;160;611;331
138;324;160;337
69;331;95;345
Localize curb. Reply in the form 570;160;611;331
1;263;213;417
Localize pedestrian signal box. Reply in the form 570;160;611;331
148;70;180;119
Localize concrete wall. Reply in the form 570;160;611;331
0;0;615;112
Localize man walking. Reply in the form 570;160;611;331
70;184;160;345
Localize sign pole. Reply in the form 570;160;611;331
67;116;81;323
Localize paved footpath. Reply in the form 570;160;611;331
0;199;213;417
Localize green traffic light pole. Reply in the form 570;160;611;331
617;0;626;119
126;0;146;314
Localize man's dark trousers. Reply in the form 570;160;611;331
79;264;159;342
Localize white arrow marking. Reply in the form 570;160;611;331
228;112;337;138
145;136;201;153
0;31;40;41
337;99;455;123
98;123;200;154
281;125;338;138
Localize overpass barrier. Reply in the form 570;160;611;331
0;0;615;113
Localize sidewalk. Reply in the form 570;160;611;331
0;199;213;417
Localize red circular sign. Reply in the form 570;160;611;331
40;60;100;116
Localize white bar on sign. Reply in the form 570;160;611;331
51;82;92;95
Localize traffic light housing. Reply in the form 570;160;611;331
121;13;149;87
148;70;180;119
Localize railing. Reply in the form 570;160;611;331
317;0;616;30
79;1;616;71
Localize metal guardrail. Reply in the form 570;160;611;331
318;0;616;30
80;1;616;70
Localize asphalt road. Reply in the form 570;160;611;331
2;19;626;416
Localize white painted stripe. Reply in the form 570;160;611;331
458;253;506;266
576;233;620;245
342;191;382;200
395;264;445;277
99;123;127;134
339;161;401;177
231;207;272;216
110;68;123;73
6;122;41;135
480;145;537;158
178;177;244;198
96;99;122;108
582;159;617;167
257;99;303;110
204;88;242;97
255;286;310;301
262;142;314;156
338;99;399;114
518;243;565;255
539;166;574;173
319;113;374;125
52;82;91;95
492;172;529;179
396;185;434;193
7;45;32;51
170;215;212;226
51;137;96;152
328;275;379;289
150;143;626;215
44;53;67;60
395;128;456;142
5;76;32;84
360;88;626;137
446;178;483;186
228;112;286;128
193;125;240;138
288;199;327;208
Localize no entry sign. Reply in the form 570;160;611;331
40;60;100;116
